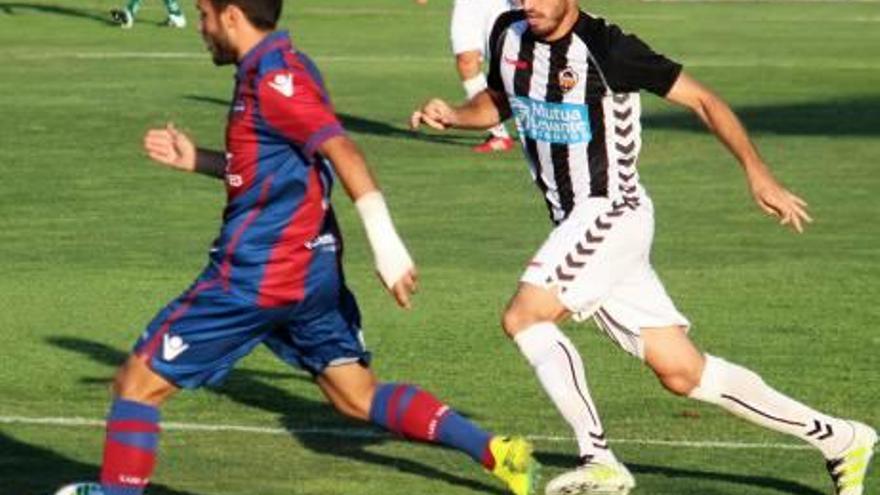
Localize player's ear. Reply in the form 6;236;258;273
223;4;248;31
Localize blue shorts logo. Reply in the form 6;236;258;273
511;97;591;145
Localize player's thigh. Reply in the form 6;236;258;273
521;199;652;320
592;265;691;360
133;276;284;390
266;282;371;380
450;0;489;56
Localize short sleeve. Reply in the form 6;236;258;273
257;68;345;157
596;22;683;96
487;11;523;93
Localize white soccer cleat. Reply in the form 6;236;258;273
109;8;133;28
164;14;186;28
545;460;635;495
52;482;104;495
826;421;877;495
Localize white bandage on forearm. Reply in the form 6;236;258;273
355;191;414;288
462;73;488;100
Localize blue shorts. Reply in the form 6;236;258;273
133;269;370;389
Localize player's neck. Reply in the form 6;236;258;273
235;29;275;63
541;9;579;43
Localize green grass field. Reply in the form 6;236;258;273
1;0;878;494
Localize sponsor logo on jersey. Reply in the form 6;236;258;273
510;97;591;144
162;334;189;361
559;66;579;93
503;56;531;70
305;233;338;252
268;73;294;97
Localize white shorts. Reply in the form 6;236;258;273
520;197;690;359
450;0;515;55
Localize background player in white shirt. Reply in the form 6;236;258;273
450;0;517;153
411;0;877;494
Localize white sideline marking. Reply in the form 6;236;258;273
0;415;818;450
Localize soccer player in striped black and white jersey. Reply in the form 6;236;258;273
412;1;877;494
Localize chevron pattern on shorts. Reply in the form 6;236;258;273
549;202;633;290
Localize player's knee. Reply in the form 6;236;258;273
501;307;538;338
656;366;703;396
111;357;176;406
455;53;481;79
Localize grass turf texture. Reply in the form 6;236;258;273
0;0;878;494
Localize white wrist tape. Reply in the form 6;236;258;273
354;191;414;288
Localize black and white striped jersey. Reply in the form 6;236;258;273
487;10;682;223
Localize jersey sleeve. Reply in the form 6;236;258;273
257;68;345;157
487;11;522;93
596;21;683;96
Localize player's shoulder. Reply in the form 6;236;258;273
488;9;527;48
254;48;326;96
492;9;526;32
572;11;628;53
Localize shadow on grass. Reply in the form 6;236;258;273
0;432;201;495
40;336;504;495
0;2;114;25
645;96;880;137
183;94;479;147
535;451;825;495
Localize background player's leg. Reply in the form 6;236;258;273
643;326;871;458
504;283;618;466
101;355;178;495
455;53;511;151
161;0;186;27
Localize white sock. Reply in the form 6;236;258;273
515;322;615;464
462;73;488;100
462;74;510;140
689;354;855;458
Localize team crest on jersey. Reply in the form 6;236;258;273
559;66;579;94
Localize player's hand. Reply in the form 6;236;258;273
388;267;418;310
410;99;457;131
143;122;197;172
747;168;813;233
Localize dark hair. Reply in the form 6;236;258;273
210;0;282;30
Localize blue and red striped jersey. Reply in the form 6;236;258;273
208;31;345;308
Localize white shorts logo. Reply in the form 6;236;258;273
162;334;189;361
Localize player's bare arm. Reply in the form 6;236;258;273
411;88;510;131
143;122;226;178
318;135;417;309
665;72;813;233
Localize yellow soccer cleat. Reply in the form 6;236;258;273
489;436;541;495
826;421;877;495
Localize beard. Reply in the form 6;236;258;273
204;30;237;66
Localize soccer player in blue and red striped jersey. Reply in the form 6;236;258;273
58;1;540;495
